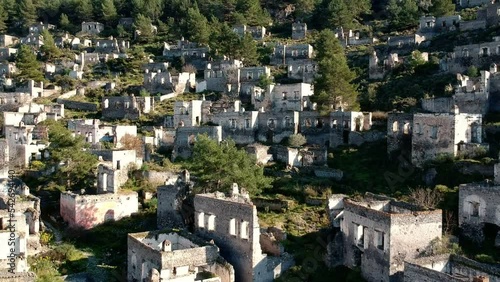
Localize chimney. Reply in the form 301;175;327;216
231;183;239;197
161;240;172;252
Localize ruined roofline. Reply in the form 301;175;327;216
344;193;441;214
128;229;215;249
196;184;253;205
459;181;500;190
61;189;137;199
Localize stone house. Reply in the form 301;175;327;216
404;254;500;282
387;34;426;47
209;108;260;145
81;22;105;35
328;193;442;282
102;95;154;120
94;38;130;54
251;83;313;112
239;66;271;98
28;22;55;35
91;149;140;194
0;47;17;61
20;33;44;49
200;59;243;94
163;39;210;70
67;119;137;148
368;51;401;80
0;63;16;77
458;182;500;229
387;111;485;165
477;2;500;27
292;22;307;40
127;230;235;282
335;28;378;47
172;100;206;128
193;185;294;282
0;184;41;277
0;35;19;47
443;36;500;73
77;52;101;66
272;145;327;168
142;62;170;73
232;25;266;40
271;44;314;65
418;15;461;35
422;70;492;115
287;59;317;83
60;190;138;230
329;110;372;148
143;70;195;94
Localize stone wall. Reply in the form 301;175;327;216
60;191;139;229
460;20;487;31
387;113;413;156
157;170;193;229
57;99;98;111
0;271;36;282
252;197;292;212
458;183;500;227
172;126;222;160
313;167;344;180
421;97;454;113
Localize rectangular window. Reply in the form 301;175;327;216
229;119;236;129
430;126;438;139
208;215;216;231
375;230;385;250
229;218;236;235
240;221;249;239
294;91;300;99
198;212;205;228
245;119;251;129
470;202;480;217
353;223;364;247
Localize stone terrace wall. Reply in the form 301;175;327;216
404;261;462;282
57;99;98;111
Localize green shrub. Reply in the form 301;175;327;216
475;254;495;263
287;134;307;147
40;231;54;246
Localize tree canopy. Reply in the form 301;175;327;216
42;120;98;190
185;134;272;196
15;45;45;83
311;29;359;112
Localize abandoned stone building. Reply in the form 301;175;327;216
0;178;41;277
0;47;17;61
193;185;294;282
292;22;307;40
443;36;500;73
387;111;486;165
270;44;314;66
0;63;16;77
334;28;378;47
239;66;271;98
404;254;500;282
91;149;140;194
127;230;235;282
60;189;139;229
369;51;402;79
157;170;194;229
458;182;500;230
197;59;242;93
143;70;195;94
271;145;327;168
458;0;490;7
418;15;461;36
67;119;137;148
142;62;170;73
422;70;492;115
477;2;500;27
287;59;318;83
81;22;105;35
20;33;44;49
94;38;130;54
387;34;427;47
28;22;55;35
102;95;154;120
232;25;266;40
250;83;314;112
327;193;443;282
0;35;18;47
329;110;374;148
162;39;210;70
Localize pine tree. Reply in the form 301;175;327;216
43;120;98;190
0;4;7;33
59;13;71;32
387;0;419;29
185;7;210;45
311;29;359;112
40;29;61;61
16;45;44;83
430;0;455;17
236;0;270;26
187;134;272;196
134;14;153;43
101;0;117;25
238;33;258;66
76;0;94;22
17;0;37;31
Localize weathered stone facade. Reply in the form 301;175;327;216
291;22;307;40
404;254;500;282
458;182;500;228
60;190;138;230
232;25;266;40
271;44;314;66
193;186;294;282
127;230;234;282
157;170;194;229
102;95;154;120
171;126;222;160
328;194;442;282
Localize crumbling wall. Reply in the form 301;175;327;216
411;114;455;165
60;191;138;229
387;113;413;157
458;183;500;227
157;170;193;229
57;99;98;111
